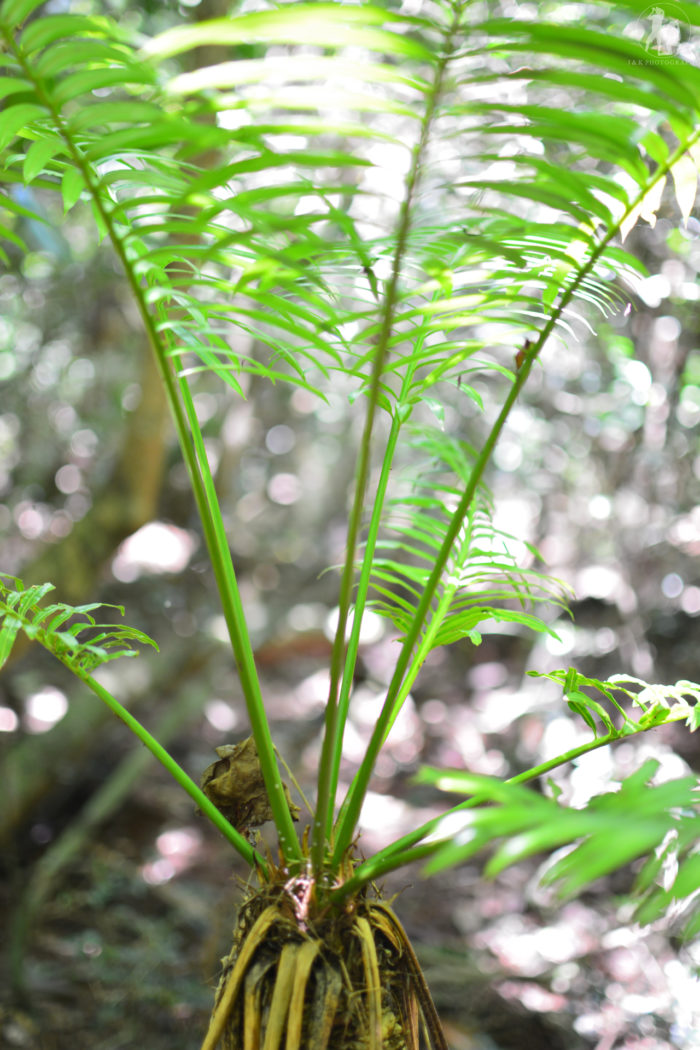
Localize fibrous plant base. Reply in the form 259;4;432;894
201;878;447;1050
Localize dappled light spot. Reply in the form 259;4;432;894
588;494;611;520
0;705;18;732
654;315;682;343
358;792;409;835
568;747;616;806
111;521;198;582
288;602;326;632
475;689;534;733
324;606;384;644
24;686;68;733
141;858;176;885
205;615;229;643
54;463;82;495
497;980;567;1013
193;391;218;424
468;661;508;691
290;387;317;414
680;586;700;615
476;905;602;977
677;396;700;428
205;699;239;732
293;668;330;711
141;827;204;887
65;492;91;521
619;358;652;405
575;564;622;600
15;502;47;540
81;936;102;958
357;790;438;851
661;573;684;599
638;273;670;308
156;826;202;861
552;390;583;414
120;383;141;411
48;510;73;538
267;472;301;505
69;427;97;458
594;627;617;654
545;620;575;656
540;715;582;763
669;509;700;552
265;424;295;454
420;698;446;725
493;439;523;472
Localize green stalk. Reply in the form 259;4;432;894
311;252;401;872
323;414;400;844
9;36;302;867
328;309;443;842
175;375;302;862
332;357;536;864
72;666;267;872
312;8;461;873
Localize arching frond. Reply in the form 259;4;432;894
368;426;569;651
417;758;700;941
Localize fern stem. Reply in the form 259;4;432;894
312;5;461;875
332;363;533;864
7;34;302;867
323;414;401;843
329;307;443;840
171;375;301;862
71;668;267;871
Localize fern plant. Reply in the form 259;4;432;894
2;0;700;1046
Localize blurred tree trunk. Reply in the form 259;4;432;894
22;342;170;607
2;340;170;843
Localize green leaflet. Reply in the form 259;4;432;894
415;762;700;931
529;667;700;737
366;427;568;652
481;18;700;108
18;14;126;54
0;102;47;152
0;575;158;673
141;5;435;63
0;0;46;27
22;134;64;183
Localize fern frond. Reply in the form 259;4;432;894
530;667;700;737
0;7;406;400
416;760;700;943
367;426;568;651
0;574;157;673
